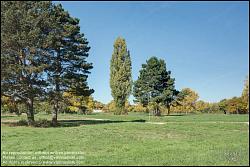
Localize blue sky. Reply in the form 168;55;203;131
55;1;249;104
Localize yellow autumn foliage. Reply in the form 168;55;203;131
63;91;94;114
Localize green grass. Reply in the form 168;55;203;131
1;112;249;166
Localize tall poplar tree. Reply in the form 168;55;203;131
110;37;132;115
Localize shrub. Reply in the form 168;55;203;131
1;105;9;114
133;103;148;113
17;119;28;126
34;119;52;128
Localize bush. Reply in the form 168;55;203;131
133;103;148;113
34;119;52;128
1;105;9;114
17;119;28;126
16;119;53;127
127;105;135;113
104;100;116;113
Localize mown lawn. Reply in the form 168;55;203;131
1;112;249;166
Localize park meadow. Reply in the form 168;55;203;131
1;1;249;166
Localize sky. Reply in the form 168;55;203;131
55;1;249;104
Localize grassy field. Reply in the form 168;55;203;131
1;112;249;166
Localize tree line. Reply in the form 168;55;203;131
1;2;249;127
109;37;249;116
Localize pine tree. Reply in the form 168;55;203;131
110;37;132;115
133;56;178;116
1;1;54;125
45;4;94;125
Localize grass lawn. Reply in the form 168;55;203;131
1;112;249;166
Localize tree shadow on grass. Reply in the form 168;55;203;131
1;115;18;119
159;114;185;117
1;119;146;128
58;119;146;127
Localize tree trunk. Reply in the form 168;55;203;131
155;109;161;116
152;110;155;116
153;105;161;116
51;56;61;126
27;98;34;126
52;102;58;126
52;79;60;126
115;100;126;115
166;104;170;115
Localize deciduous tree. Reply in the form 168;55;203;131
179;88;199;114
110;37;132;115
241;76;249;112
